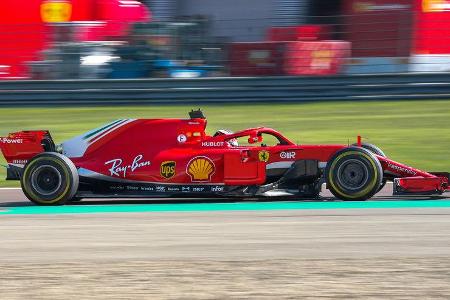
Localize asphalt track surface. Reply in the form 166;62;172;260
1;185;450;299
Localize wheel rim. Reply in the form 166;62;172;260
336;159;369;191
31;165;62;196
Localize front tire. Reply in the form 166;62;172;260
352;142;387;193
21;153;79;206
325;147;382;201
353;142;386;157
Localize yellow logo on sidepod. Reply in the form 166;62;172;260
160;161;176;179
187;157;215;182
258;150;270;162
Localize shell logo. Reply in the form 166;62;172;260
40;0;72;23
187;156;215;182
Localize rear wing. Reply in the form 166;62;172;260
0;131;55;180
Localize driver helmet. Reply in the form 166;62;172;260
213;129;238;147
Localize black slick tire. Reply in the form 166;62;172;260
326;147;383;201
352;142;387;192
21;152;79;206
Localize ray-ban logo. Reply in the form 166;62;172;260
105;154;151;178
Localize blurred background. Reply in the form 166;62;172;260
1;0;450;186
0;0;448;79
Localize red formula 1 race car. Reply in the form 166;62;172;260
1;110;449;205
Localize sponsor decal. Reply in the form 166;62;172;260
201;141;225;147
102;180;239;195
109;185;125;191
258;150;270;162
423;0;450;12
140;186;154;192
311;50;333;70
40;0;72;23
0;138;23;144
160;161;176;179
187;156;215;182
353;1;409;13
12;159;27;165
105;154;151;178
280;151;296;159
101;183;225;195
387;163;417;176
177;134;187;143
211;186;224;192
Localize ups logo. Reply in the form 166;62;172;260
160;161;176;179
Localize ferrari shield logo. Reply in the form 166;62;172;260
160;161;176;179
258;150;270;162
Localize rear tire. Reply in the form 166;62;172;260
21;153;79;206
326;147;383;201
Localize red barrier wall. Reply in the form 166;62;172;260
342;0;413;57
284;41;351;76
229;42;286;76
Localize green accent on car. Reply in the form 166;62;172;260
1;200;450;215
83;119;124;140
